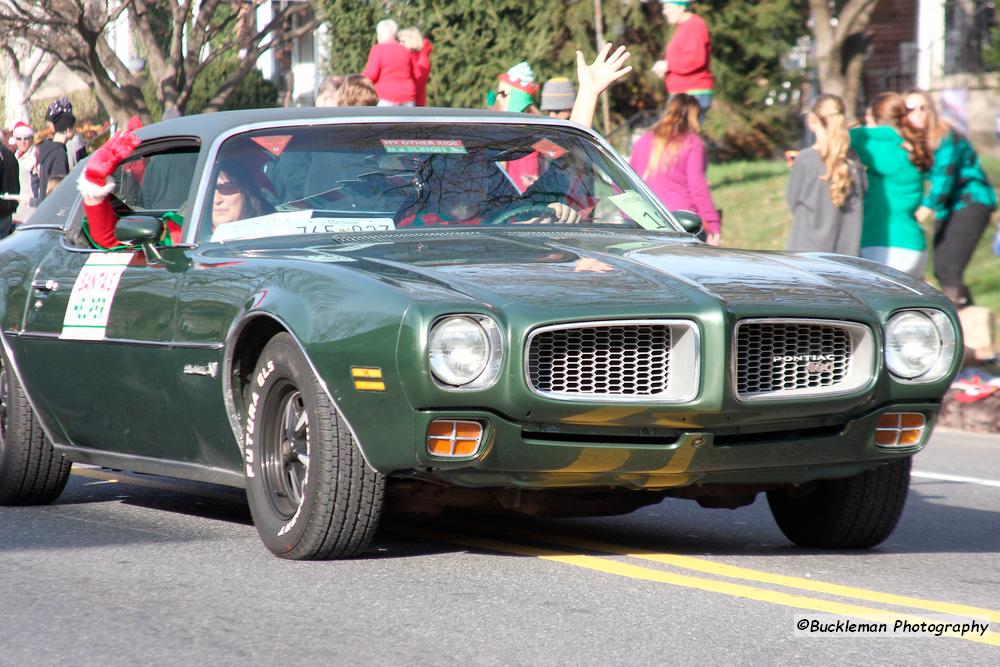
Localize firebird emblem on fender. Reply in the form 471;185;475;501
183;362;219;378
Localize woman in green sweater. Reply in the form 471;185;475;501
849;92;933;278
905;88;997;306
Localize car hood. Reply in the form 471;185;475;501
239;230;928;313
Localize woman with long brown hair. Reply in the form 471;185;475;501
905;88;996;306
849;91;932;278
629;93;721;244
786;94;866;254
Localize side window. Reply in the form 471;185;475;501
64;141;201;249
111;146;200;214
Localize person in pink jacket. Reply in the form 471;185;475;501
629;93;721;244
361;19;417;106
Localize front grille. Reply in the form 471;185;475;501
735;319;872;399
525;320;699;402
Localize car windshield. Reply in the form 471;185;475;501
200;122;678;242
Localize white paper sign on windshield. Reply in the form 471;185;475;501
608;191;665;229
210;211;396;242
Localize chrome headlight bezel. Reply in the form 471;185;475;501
427;315;503;390
885;309;957;383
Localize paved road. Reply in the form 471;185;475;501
1;428;997;665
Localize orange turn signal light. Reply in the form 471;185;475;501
875;412;926;447
426;420;484;458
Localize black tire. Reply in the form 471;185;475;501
767;458;911;549
244;333;384;559
0;349;71;505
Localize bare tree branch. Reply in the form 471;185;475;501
0;0;318;122
25;57;57;98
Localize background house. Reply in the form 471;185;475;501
865;0;998;150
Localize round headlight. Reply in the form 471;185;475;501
885;311;942;379
428;316;495;387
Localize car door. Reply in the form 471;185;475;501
15;141;205;462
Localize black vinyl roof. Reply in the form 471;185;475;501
136;106;561;143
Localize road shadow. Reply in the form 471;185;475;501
399;484;1000;559
4;470;994;560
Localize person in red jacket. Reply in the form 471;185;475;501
651;0;714;121
398;27;432;107
361;19;417;106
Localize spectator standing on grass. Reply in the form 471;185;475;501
10;122;36;225
849;92;932;279
31;97;73;205
904;88;997;307
398;27;432;107
629;93;721;245
651;0;714;122
361;19;417;107
786;94;866;255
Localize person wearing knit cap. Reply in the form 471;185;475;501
10;122;36;225
46;97;76;134
32;97;73;205
540;77;576;120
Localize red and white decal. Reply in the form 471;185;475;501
251;135;293;156
532;138;568;159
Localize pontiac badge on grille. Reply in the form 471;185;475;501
773;354;837;373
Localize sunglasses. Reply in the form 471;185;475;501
14;137;32;141
906;103;927;112
216;180;242;196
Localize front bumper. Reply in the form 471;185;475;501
405;402;940;490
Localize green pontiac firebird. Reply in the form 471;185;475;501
0;108;961;559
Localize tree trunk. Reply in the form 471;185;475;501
73;65;152;126
842;30;872;117
808;0;879;121
1;45;54;127
2;58;32;127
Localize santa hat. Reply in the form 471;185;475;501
12;122;34;139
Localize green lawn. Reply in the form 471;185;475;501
708;157;1000;314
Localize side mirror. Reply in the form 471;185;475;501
672;210;704;236
114;215;164;244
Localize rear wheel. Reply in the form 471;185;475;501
767;458;911;549
244;333;384;559
0;350;71;505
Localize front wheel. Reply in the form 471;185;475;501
244;333;384;559
0;349;71;505
767;458;911;549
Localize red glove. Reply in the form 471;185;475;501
83;130;141;188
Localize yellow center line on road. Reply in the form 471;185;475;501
431;519;1000;625
390;523;1000;647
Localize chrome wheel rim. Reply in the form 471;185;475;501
262;384;310;518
